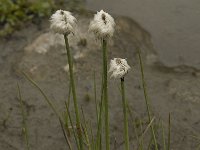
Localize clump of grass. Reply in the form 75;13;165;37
18;8;174;150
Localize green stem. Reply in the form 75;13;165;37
22;72;61;120
127;104;141;150
65;82;72;135
167;113;171;150
59;118;73;150
64;35;83;150
139;120;143;150
96;74;104;150
89;121;95;150
81;107;91;150
93;71;99;124
102;39;110;150
17;84;30;150
161;121;167;150
137;48;158;150
121;77;129;150
65;102;80;150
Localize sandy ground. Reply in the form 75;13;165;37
0;12;200;150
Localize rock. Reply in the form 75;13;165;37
1;12;200;150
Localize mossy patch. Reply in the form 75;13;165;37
0;0;56;36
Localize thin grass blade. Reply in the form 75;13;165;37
59;118;73;150
17;83;30;150
22;72;62;120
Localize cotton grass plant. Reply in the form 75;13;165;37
50;9;84;149
19;9;173;150
89;10;115;150
109;58;131;150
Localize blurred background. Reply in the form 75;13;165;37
86;0;200;69
2;0;200;69
0;0;200;150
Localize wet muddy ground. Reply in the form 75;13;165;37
0;12;200;150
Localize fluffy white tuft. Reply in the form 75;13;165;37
50;10;77;35
109;58;131;79
89;10;115;39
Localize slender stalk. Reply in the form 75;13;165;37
147;136;153;150
127;104;141;150
65;82;72;136
147;119;160;150
81;107;92;150
65;102;80;150
102;39;110;150
120;77;129;150
137;48;158;150
64;34;83;149
161;121;167;150
22;72;62;120
139;120;143;150
167;113;171;150
17;84;30;150
23;72;73;147
59;118;73;150
89;121;95;150
138;117;155;148
93;71;99;123
67;82;72;111
96;74;104;150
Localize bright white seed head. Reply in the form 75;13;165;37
50;10;77;35
89;10;115;40
109;58;131;79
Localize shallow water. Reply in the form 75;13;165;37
86;0;200;69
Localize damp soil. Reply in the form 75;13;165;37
0;11;200;150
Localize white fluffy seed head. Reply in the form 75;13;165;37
50;10;77;35
89;10;115;40
109;58;131;79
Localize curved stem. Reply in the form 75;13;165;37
137;48;158;150
22;72;61;120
